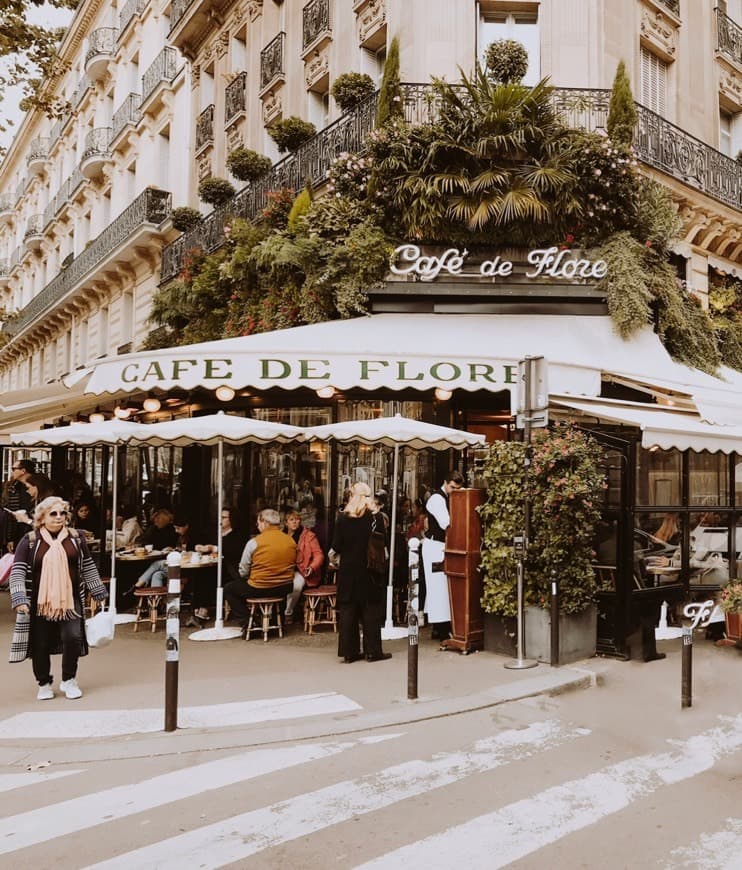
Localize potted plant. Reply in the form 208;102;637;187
331;72;376;112
198;177;236;208
719;580;742;644
170;206;202;232
226;148;273;183
267;117;316;154
479;425;605;663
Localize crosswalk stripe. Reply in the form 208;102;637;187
0;770;82;794
0;692;362;739
80;719;587;870
0;734;395;856
663;818;742;869
357;714;742;870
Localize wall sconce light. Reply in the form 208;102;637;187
143;392;162;413
89;408;106;424
434;387;453;402
215;385;235;402
316;385;336;399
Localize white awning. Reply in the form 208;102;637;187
553;396;742;454
77;313;738;410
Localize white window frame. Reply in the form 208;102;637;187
640;46;667;116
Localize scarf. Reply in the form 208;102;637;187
36;526;79;620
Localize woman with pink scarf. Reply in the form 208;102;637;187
8;496;107;700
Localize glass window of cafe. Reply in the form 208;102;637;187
633;446;738;585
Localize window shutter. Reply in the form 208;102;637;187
640;47;667;116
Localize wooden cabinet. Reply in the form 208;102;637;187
443;488;484;653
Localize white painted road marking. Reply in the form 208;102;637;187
664;818;742;869
357;714;742;870
81;719;586;870
0;692;362;739
0;770;82;794
0;734;394;856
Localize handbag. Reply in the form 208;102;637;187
367;517;387;576
86;607;115;648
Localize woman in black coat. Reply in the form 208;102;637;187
330;482;391;664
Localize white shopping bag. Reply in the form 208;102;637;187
86;608;115;648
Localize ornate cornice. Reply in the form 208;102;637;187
247;0;263;22
719;66;742;111
640;7;678;62
304;46;329;90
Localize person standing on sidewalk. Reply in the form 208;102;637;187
422;470;465;641
8;496;108;700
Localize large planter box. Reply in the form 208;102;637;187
726;612;742;642
483;613;517;657
524;604;597;664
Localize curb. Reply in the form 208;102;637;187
0;665;602;768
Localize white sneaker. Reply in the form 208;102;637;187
59;678;83;700
36;684;54;701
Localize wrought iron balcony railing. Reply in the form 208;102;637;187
303;0;330;50
10;247;22;271
716;7;742;67
27;137;50;163
160;83;742;283
67;166;86;197
15;178;26;203
82;127;112;161
141;46;178;105
24;214;43;240
43;199;56;229
111;93;142;142
3;188;171;339
0;259;8;277
225;72;247;125
169;0;198;32
72;75;90;108
54;178;71;215
118;0;146;37
260;31;285;90
0;194;12;212
656;0;679;15
196;104;215;151
86;26;118;62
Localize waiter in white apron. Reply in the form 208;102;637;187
422;470;465;640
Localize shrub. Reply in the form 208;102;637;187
169;206;202;232
485;39;529;84
268;117;316;153
331;72;376;112
287;186;312;233
376;36;403;126
607;60;637;146
198;177;236;207
259;187;296;229
226;148;273;182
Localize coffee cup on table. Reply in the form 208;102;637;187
145;544;153;553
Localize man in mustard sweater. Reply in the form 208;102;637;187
224;508;298;636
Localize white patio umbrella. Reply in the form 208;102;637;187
306;414;485;639
11;420;151;625
127;412;306;641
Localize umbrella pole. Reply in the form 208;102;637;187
189;439;240;641
110;445;135;625
382;443;407;640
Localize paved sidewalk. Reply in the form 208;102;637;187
0;599;737;766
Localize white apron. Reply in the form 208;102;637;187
422;536;450;623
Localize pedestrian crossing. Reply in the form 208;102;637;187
0;714;740;869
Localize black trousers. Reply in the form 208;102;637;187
31;615;82;686
223;579;293;626
338;598;384;659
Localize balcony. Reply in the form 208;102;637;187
302;0;331;53
656;0;679;15
0;259;9;288
2;188;171;343
195;104;214;152
118;0;146;40
140;46;178;114
354;0;386;51
72;75;91;109
0;194;13;225
225;71;246;126
42;199;56;230
9;247;23;275
15;178;27;205
716;8;742;69
85;27;118;81
24;215;44;252
260;32;285;93
168;0;236;54
26;138;50;175
80;127;112;179
111;93;142;147
54;178;71;217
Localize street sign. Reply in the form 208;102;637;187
516;356;549;429
516;411;548;429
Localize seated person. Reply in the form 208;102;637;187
137;508;178;551
196;506;247;585
284;509;324;621
72;501;98;539
654;512;681;546
116;505;143;549
224;509;298;636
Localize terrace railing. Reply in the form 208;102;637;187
169;0;197;32
111;93;142;142
303;0;331;50
141;46;178;104
225;71;247;125
716;7;742;67
82;127;112;161
3;188;171;339
260;31;285;90
118;0;146;38
196;104;215;151
86;27;118;62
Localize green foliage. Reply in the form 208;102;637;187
594;232;654;338
634;180;681;255
484;39;529;84
287;186;312;233
226;148;273;182
479;425;605;616
170;206;202;231
198;177;236;207
376;35;403;126
653;277;720;373
259;187;296;229
268;116;316;153
331;72;376;112
607;60;637;146
720;581;742;614
712;315;742;370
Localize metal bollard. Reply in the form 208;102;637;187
164;551;181;732
550;570;560;667
407;539;420;700
681;626;693;709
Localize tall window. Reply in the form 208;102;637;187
479;7;540;85
720;108;734;157
98;306;109;357
640;47;667;116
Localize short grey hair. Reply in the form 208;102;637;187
259;508;281;527
33;496;70;531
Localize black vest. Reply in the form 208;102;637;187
425;489;449;543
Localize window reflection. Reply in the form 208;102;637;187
689;451;728;506
635;447;681;506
